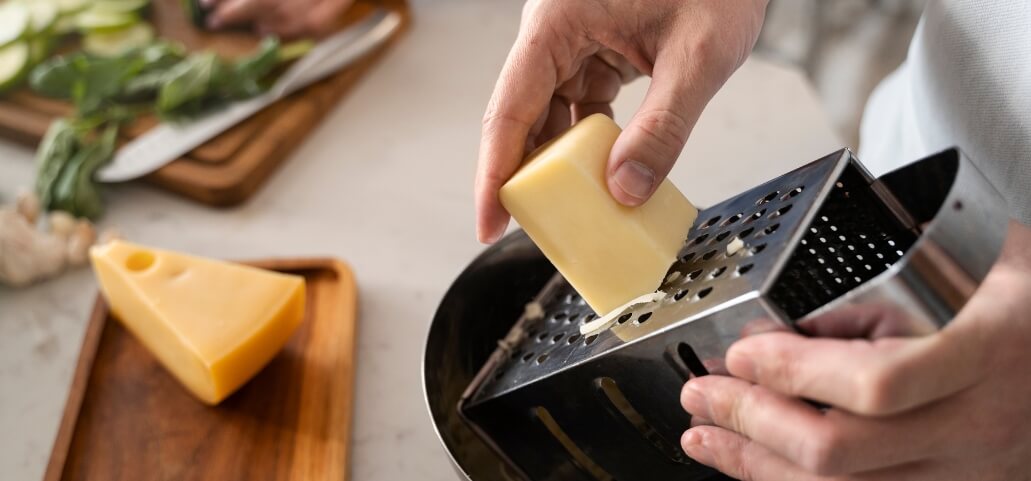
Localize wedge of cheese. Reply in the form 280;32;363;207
90;240;305;405
500;114;697;314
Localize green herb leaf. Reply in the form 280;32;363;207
156;51;223;114
35;119;80;209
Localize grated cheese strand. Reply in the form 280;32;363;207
579;291;667;336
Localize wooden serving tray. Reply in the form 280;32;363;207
0;0;409;206
45;258;359;481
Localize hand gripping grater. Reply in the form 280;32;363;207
453;148;1008;481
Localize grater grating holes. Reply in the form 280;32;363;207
771;204;793;218
769;168;917;320
491;181;807;388
721;213;744;226
702;216;722;228
782;186;805;200
758;191;780;205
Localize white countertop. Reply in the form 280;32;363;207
0;1;840;479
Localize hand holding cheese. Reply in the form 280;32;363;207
500;114;697;315
475;0;767;243
90;240;305;405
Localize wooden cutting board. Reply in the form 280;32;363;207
0;0;409;206
44;258;359;481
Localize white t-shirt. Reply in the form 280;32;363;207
860;0;1031;225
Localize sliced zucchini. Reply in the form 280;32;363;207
0;41;31;94
0;3;31;48
83;22;153;57
75;9;140;34
54;0;91;16
19;1;60;35
30;36;52;64
92;0;151;14
53;15;79;36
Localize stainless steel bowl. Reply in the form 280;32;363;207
422;230;555;480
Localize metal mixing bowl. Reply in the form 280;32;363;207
422;231;554;480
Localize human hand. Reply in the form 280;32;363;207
679;220;1031;480
475;0;768;243
201;0;354;39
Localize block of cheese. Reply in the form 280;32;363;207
500;114;697;314
90;240;305;405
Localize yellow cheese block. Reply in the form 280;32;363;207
500;114;698;314
90;240;305;405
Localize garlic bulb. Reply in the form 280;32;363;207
66;220;97;266
48;211;77;239
15;192;40;224
0;209;67;287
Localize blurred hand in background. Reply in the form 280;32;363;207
202;0;355;39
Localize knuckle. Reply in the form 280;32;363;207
632;109;690;154
761;345;805;395
734;441;765;481
798;425;845;475
854;365;902;415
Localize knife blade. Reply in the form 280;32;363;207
97;8;402;183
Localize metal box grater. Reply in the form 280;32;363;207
449;148;1008;481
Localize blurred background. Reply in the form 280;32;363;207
757;0;928;146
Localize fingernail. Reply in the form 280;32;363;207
681;383;711;419
681;430;715;465
478;226;502;244
612;160;654;203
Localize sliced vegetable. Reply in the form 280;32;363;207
54;0;91;15
53;16;79;36
30;36;52;64
0;42;31;94
83;23;154;57
0;3;31;48
91;0;152;14
75;9;140;33
19;1;59;35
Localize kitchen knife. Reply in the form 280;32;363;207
97;8;402;183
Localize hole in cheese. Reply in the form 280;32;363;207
125;251;156;272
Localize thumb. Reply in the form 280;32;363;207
607;52;719;206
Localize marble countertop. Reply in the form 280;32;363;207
0;1;841;479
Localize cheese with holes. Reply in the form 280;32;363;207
500;114;697;314
90;240;305;405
